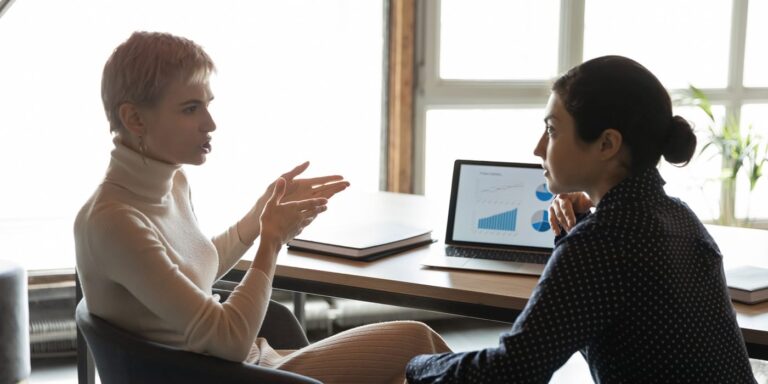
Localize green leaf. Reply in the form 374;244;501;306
689;85;714;121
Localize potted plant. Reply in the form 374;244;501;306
686;85;768;226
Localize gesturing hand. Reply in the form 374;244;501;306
548;192;593;236
269;161;350;203
259;177;328;245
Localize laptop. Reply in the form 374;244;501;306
421;160;555;276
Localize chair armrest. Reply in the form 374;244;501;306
259;300;310;350
76;300;321;384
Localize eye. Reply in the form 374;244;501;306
545;124;555;136
183;105;198;114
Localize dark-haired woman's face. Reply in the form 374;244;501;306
534;92;602;194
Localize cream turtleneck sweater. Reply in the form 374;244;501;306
74;142;272;362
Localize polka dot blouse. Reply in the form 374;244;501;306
407;168;755;383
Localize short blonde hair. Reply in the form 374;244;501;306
101;31;216;134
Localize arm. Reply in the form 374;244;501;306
89;206;272;362
406;230;625;383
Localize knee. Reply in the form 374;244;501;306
397;321;450;353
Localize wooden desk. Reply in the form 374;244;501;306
224;191;768;359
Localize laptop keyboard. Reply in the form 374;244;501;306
446;246;550;265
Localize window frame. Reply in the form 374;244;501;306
410;0;768;195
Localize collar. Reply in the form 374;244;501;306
596;167;667;210
104;139;182;202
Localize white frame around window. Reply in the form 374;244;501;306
414;0;768;195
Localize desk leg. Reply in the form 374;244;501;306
292;292;307;330
76;272;95;384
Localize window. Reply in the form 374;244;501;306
743;0;768;87
0;0;385;269
583;0;731;89
439;0;560;80
416;0;768;225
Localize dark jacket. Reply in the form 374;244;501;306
407;168;755;384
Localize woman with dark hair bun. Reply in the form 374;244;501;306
406;56;756;383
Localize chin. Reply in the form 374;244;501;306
545;180;563;195
187;155;207;166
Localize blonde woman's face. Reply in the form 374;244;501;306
139;78;216;166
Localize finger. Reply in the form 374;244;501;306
268;178;287;206
300;204;328;217
301;217;315;228
576;193;593;212
549;205;560;236
281;161;310;181
552;199;570;231
557;198;575;230
301;175;345;186
291;198;329;211
312;181;350;198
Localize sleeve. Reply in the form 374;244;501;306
89;206;271;362
554;211;591;244
406;229;625;383
212;224;251;279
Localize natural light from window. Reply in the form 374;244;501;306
425;108;544;210
736;104;768;220
583;0;731;89
744;0;768;87
439;0;560;80
0;0;383;269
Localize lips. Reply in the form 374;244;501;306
202;141;212;153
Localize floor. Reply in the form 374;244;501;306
28;316;595;384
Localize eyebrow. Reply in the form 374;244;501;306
543;114;559;123
179;96;214;106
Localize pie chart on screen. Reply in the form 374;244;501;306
531;210;551;232
535;183;553;201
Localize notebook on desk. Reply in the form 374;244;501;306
421;160;555;276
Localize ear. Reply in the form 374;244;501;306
596;128;623;160
118;103;146;136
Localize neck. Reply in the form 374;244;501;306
585;165;629;206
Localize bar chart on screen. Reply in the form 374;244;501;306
477;209;518;231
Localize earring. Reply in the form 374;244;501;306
138;135;148;165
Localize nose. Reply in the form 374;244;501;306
533;131;547;159
203;108;216;133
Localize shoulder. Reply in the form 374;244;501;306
549;215;622;271
76;193;152;239
554;213;612;252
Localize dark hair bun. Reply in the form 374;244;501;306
662;115;697;165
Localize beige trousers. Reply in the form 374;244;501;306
248;320;451;384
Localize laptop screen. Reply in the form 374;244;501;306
446;160;555;251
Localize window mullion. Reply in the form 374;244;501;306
727;0;749;117
558;0;585;74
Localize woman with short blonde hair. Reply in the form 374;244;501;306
77;31;450;384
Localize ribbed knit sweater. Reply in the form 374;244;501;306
74;142;272;362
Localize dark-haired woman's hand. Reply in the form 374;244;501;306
549;193;593;235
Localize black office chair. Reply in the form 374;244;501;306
75;299;321;384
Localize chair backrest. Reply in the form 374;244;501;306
75;300;321;384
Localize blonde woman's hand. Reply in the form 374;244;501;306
548;192;593;236
270;161;350;203
237;162;347;245
259;177;328;245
